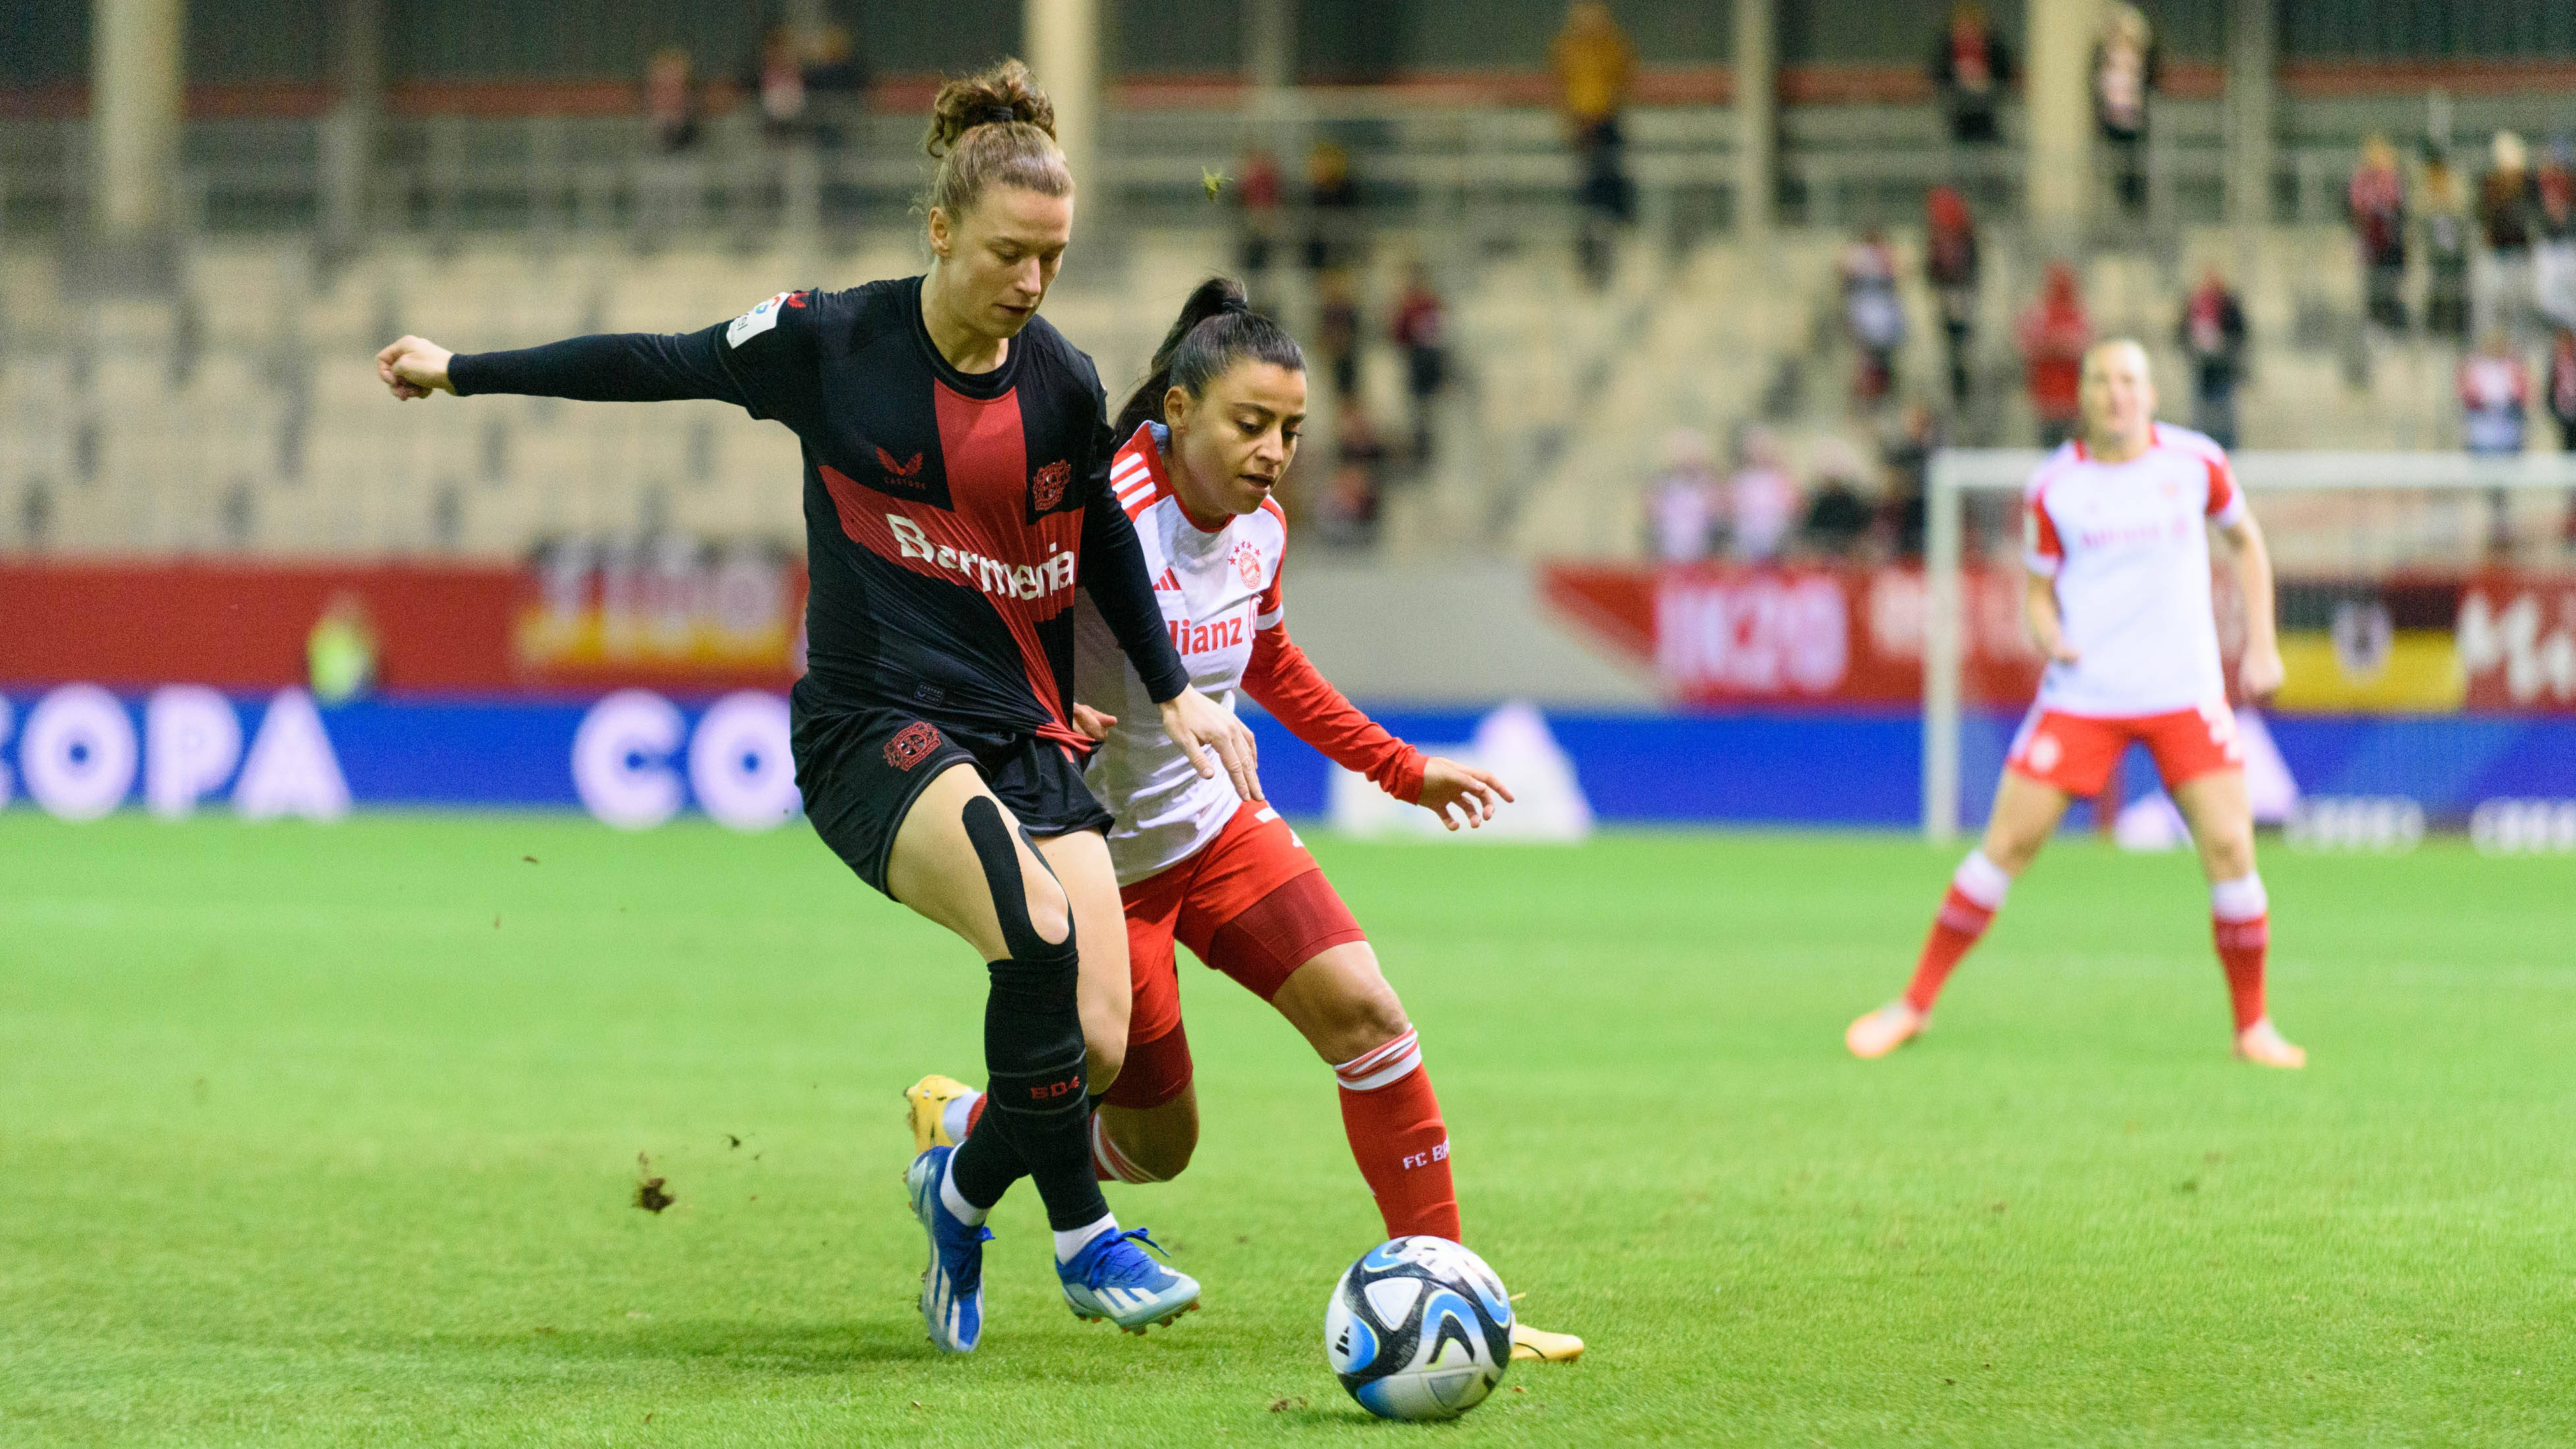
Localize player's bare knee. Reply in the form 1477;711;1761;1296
1982;831;2039;877
1131;1131;1195;1180
2201;834;2256;881
1086;1036;1127;1089
1021;873;1072;949
1314;985;1412;1066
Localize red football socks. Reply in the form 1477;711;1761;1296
2211;873;2271;1031
1333;1030;1462;1242
1904;850;2013;1013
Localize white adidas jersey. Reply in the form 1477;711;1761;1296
2023;423;2247;718
1074;423;1290;885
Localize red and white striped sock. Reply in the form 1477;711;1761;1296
1333;1029;1462;1242
2211;873;2270;1032
1089;1111;1162;1184
1903;850;2012;1013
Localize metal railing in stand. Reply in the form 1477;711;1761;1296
0;98;2410;249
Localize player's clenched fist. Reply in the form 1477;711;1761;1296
376;336;456;400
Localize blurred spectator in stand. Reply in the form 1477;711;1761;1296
1727;427;1797;564
2178;268;2248;448
751;26;808;141
2461;330;2532;553
1320;403;1387;548
1800;438;1878;560
1926;187;1981;406
637;47;704;250
1303;140;1362;274
2550;327;2576;547
1647;427;1720;563
2478;131;2538;343
800;24;869;148
1932;3;2012;148
2546;326;2576;454
1882;401;1940;558
1316;270;1362;401
2349;133;2408;332
645;45;702;153
2018;262;2091;449
1840;228;1907;407
2423;151;2472;343
1553;1;1636;289
2461;330;2529;455
309;593;379;705
2533;140;2576;335
1235;150;1284;278
2093;4;2158;216
20;479;54;551
1389;264;1449;465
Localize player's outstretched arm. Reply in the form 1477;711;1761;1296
2023;572;2080;665
376;324;764;409
1240;624;1463;815
2219;510;2284;698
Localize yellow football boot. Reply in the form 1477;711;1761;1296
905;1073;977;1154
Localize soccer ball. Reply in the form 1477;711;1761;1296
1323;1235;1513;1421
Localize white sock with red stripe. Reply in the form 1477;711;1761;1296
1332;1029;1462;1241
942;1090;980;1146
1090;1111;1164;1184
1904;849;2012;1014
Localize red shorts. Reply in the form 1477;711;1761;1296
2005;702;2243;798
1100;803;1367;1110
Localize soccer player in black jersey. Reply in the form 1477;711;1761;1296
375;60;1252;1353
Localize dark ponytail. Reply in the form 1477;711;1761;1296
1112;277;1308;442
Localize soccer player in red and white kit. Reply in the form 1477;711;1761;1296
907;277;1583;1359
1847;339;2307;1068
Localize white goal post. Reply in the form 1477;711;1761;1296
1923;448;2576;841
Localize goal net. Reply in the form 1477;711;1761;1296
1922;449;2576;846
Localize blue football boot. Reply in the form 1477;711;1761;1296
905;1146;991;1353
1058;1226;1201;1334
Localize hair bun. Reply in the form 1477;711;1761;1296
1216;293;1251;316
973;105;1021;129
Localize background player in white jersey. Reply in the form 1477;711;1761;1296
1847;340;2306;1068
909;277;1582;1359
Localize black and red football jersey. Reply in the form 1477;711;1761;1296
451;276;1189;746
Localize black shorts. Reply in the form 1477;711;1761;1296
790;682;1114;898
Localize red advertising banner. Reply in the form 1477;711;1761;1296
1542;563;2046;707
1545;563;2576;713
2459;574;2576;712
1;555;806;694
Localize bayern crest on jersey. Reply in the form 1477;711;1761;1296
1230;539;1264;588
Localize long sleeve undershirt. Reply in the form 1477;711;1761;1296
1242;625;1426;803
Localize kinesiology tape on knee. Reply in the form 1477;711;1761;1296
960;796;1074;964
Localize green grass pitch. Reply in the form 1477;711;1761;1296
3;812;2571;1446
